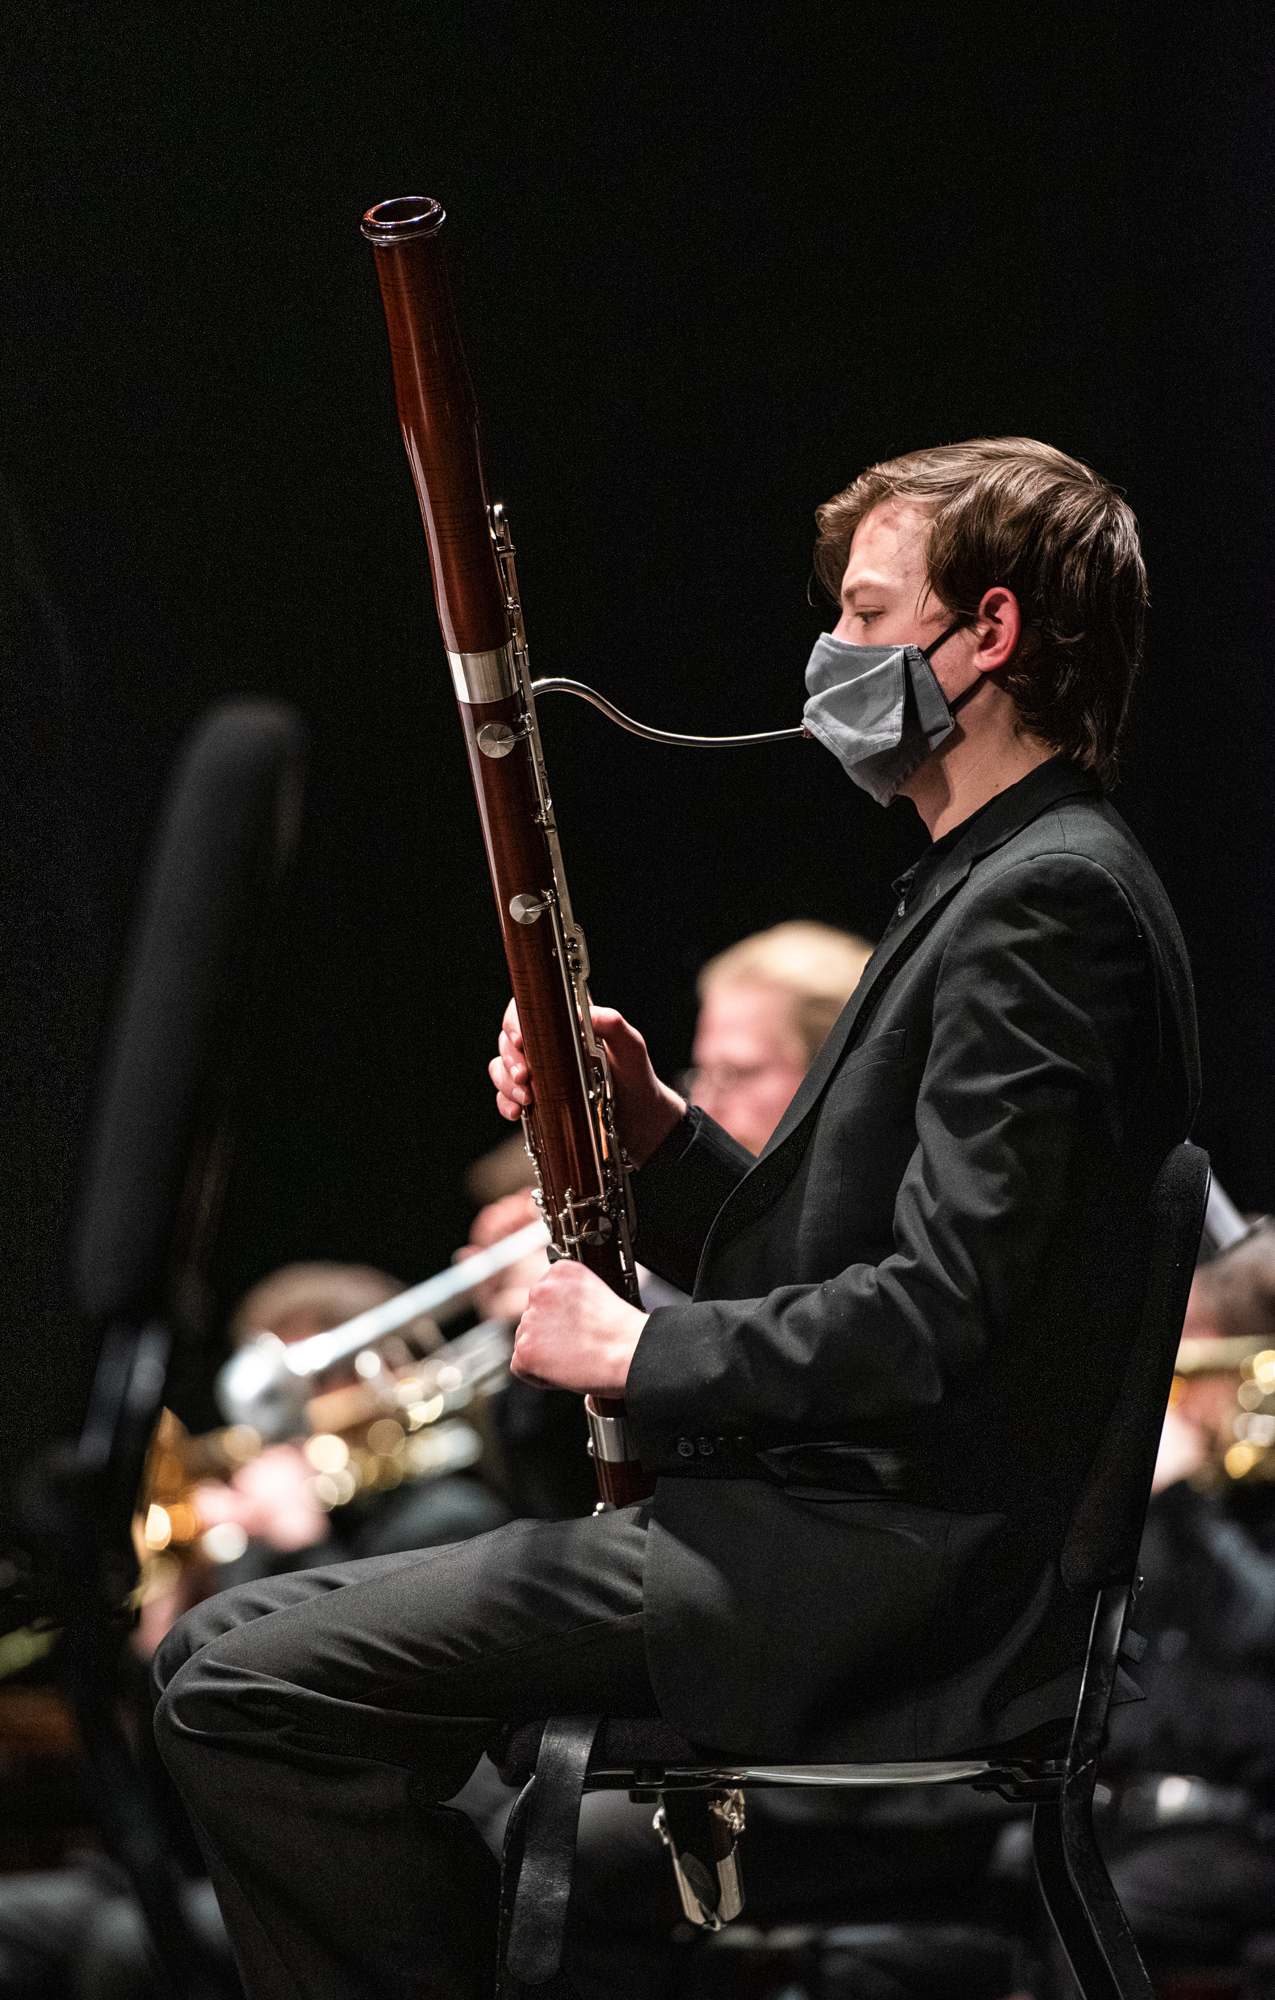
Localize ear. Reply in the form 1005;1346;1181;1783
971;586;1023;674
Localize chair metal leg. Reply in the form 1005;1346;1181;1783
1033;1583;1156;2000
1034;1802;1121;2000
1061;1781;1156;2000
1033;1800;1153;2000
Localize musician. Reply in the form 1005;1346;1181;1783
683;920;874;1154
153;437;1198;2000
981;1237;1275;1985
1098;1225;1275;1975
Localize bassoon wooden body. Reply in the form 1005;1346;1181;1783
361;195;652;1507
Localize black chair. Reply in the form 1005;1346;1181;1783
495;1140;1211;2000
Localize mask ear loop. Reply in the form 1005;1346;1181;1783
921;617;982;713
920;617;969;661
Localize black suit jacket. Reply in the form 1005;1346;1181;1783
627;760;1200;1761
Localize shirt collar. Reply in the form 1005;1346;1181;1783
890;757;1102;913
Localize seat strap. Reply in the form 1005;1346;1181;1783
503;1715;603;1988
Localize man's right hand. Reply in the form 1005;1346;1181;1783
489;999;686;1169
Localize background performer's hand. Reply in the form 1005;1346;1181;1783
510;1258;648;1397
455;1188;548;1321
489;999;685;1167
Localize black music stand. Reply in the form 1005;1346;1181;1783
18;699;306;2000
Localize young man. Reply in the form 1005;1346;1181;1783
154;439;1199;1999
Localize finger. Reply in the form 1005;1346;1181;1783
509;1354;556;1390
589;1006;645;1059
498;1044;528;1087
510;1324;554;1389
589;1006;626;1034
495;1090;523;1122
502;998;524;1047
528;1257;588;1303
498;1031;530;1085
489;1055;530;1108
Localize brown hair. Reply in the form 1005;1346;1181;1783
813;438;1147;790
698;921;874;1067
227;1261;439;1354
1193;1225;1275;1347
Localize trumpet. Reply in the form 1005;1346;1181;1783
1170;1174;1275;1486
215;1219;549;1440
135;1224;551;1582
137;1317;521;1579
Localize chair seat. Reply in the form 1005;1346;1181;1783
499;1715;1000;1792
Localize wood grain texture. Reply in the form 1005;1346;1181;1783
364;200;652;1500
457;697;630;1297
365;214;509;656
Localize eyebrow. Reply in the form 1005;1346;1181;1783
841;572;895;602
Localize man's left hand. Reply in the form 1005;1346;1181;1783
510;1259;648;1398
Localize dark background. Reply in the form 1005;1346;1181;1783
2;2;1272;1484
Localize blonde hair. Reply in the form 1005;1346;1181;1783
697;921;873;1067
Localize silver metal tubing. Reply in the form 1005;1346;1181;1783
532;678;805;749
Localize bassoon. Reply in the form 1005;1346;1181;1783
361;195;652;1508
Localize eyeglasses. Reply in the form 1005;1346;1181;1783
679;1061;801;1098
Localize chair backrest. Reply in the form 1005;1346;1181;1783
1060;1141;1210;1595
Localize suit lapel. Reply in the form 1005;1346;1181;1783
690;872;968;1292
758;852;972;1161
693;759;1102;1291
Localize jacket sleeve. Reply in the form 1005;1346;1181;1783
631;1106;756;1296
627;850;1160;1456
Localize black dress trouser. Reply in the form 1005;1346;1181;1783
152;1507;658;2000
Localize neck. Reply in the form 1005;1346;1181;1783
903;682;1053;839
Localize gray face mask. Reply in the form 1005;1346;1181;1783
801;622;968;805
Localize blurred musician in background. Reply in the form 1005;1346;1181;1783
463;918;875;1285
1096;1223;1275;1982
134;1262;514;1661
0;1261;517;2000
685;921;874;1155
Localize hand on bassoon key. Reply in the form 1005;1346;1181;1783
511;1258;647;1397
489;999;685;1168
